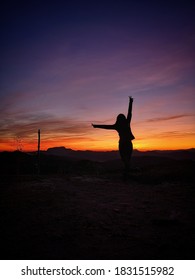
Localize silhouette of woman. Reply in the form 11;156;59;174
92;96;135;178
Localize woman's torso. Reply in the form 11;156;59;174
115;123;135;141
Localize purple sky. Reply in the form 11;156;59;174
1;1;195;151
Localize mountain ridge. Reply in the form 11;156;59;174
45;146;195;161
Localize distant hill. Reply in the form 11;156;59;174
46;146;195;161
46;146;120;161
1;148;194;177
133;148;195;160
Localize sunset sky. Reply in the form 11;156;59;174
1;1;195;151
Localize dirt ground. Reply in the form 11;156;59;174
1;161;195;260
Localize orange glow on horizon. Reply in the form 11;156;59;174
1;116;195;152
0;134;194;152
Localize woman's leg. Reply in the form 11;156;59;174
119;141;133;178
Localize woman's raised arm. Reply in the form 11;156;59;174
127;96;133;124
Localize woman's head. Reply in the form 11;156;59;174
116;114;127;125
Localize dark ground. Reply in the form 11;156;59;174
0;151;195;260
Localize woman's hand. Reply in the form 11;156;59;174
129;96;133;102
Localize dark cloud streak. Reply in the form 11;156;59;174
0;113;91;140
146;114;194;123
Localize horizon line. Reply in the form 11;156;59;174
1;147;195;153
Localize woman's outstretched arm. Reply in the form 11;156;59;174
127;96;133;124
92;124;116;129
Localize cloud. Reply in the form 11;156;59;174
144;131;195;145
0;112;92;140
146;114;194;123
